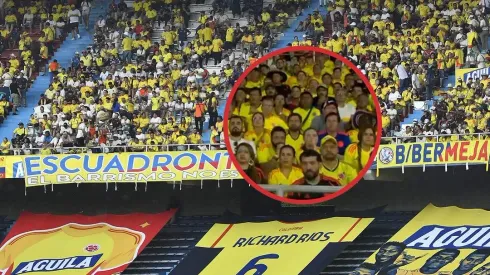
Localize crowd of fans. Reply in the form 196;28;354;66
0;0;311;155
227;52;378;199
2;0;490;155
0;0;75;127
297;0;489;143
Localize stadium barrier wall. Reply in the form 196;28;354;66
258;184;343;197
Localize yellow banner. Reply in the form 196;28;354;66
197;217;373;275
355;204;490;275
376;140;489;170
2;151;240;187
455;67;490;82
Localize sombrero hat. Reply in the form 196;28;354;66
266;70;288;83
352;110;377;129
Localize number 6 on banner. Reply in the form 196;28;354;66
236;254;279;275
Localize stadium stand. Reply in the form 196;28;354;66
0;0;76;129
0;0;110;153
0;0;313;154
0;0;488;151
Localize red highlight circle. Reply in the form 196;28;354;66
223;46;383;205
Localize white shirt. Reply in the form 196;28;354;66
23;13;34;22
412;74;421;89
396;64;409;79
97;19;106;27
81;1;91;12
60;127;73;135
99;71;109;80
76;123;87;138
68;9;81;23
338;103;356;122
187;75;196;83
35;135;45;147
150;117;162;125
388;91;401;102
174;102;184;110
387;108;397;119
184;102;194;110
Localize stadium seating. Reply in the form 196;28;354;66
0;1;73;126
124;215;220;274
1;0;309;153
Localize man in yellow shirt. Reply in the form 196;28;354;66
258;126;287;176
319;136;357;185
122;33;133;63
211;34;223;65
261;96;288;131
13;122;27;143
285;113;304;154
293;92;321;131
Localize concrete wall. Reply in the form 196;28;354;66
0;165;488;217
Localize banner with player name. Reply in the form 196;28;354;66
375;140;490;174
0;209;177;275
0;151;241;187
170;216;374;275
353;204;490;275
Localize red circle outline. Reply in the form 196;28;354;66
223;46;382;205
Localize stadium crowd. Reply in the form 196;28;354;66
227;52;378;199
307;0;489;143
0;0;489;155
0;0;310;155
0;0;75;125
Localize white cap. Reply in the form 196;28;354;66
360;42;365;46
361;69;366;75
350;22;356;26
424;119;429;124
382;8;388;12
413;118;418;122
446;129;451;134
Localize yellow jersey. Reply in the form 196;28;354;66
268;167;304;185
0;223;142;274
293;107;321;131
285;133;304;156
320;160;357;186
264;114;288;131
257;144;276;164
343;143;372;172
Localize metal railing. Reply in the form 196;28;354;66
258;184;343;197
380;133;490;143
1;143;228;155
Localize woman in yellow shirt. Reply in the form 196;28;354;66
268;145;304;186
244;112;272;149
344;126;376;172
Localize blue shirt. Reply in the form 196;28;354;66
317;131;351;156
